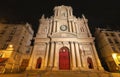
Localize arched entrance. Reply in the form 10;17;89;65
59;47;70;70
36;57;42;69
87;57;94;69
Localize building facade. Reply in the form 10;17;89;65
27;5;103;71
94;28;120;72
0;23;34;73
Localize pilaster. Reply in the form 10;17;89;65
69;21;72;32
53;21;56;32
72;21;76;33
53;42;59;70
75;42;81;68
44;43;50;69
70;42;77;70
91;42;104;71
48;42;55;69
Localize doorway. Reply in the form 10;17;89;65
87;57;94;69
36;57;42;69
59;47;70;70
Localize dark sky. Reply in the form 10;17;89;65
0;0;120;34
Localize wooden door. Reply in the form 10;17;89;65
59;47;70;70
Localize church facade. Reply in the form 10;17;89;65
27;5;103;71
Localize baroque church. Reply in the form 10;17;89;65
27;5;104;71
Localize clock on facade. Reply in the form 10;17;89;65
60;25;67;31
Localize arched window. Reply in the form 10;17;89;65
36;57;42;69
87;57;94;69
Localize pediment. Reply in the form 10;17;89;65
50;32;77;38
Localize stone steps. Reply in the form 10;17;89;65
25;70;112;77
40;71;111;77
0;70;119;77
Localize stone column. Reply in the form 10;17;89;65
56;9;58;16
68;20;70;32
55;21;57;32
75;42;81;68
69;21;72;32
69;9;71;16
75;23;79;33
91;43;104;71
72;21;76;33
79;44;86;68
49;20;52;35
70;42;76;70
53;42;59;70
67;9;70;16
48;42;55;69
78;43;83;68
58;10;60;16
53;21;56;32
44;43;49;69
55;9;57;16
70;9;72;16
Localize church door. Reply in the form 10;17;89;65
59;47;70;70
36;57;42;69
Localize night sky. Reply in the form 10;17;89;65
0;0;120;35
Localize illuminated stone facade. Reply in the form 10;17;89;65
95;28;120;72
27;5;103;71
0;23;33;53
0;23;34;73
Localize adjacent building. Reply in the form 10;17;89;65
94;28;120;72
27;5;104;71
0;23;34;73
